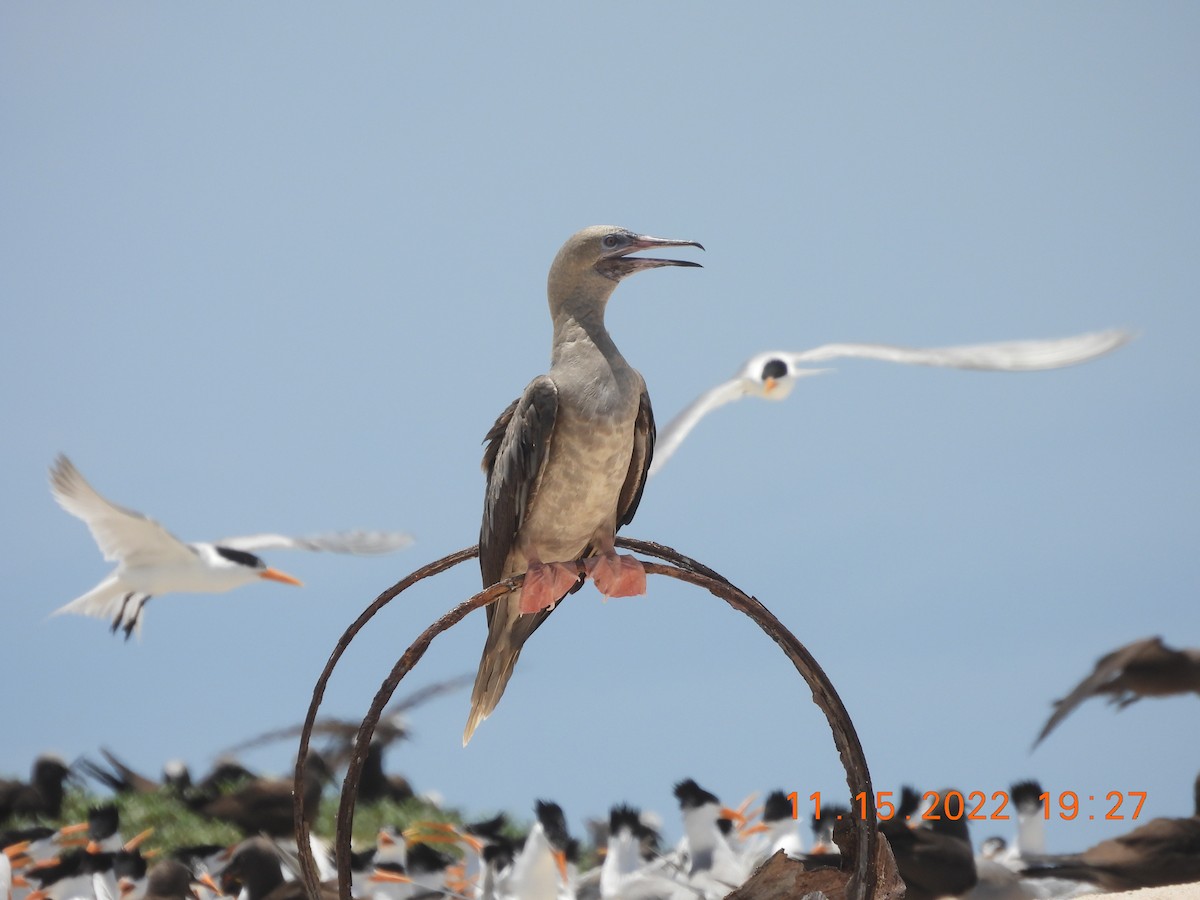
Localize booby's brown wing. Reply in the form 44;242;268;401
479;377;559;622
1034;636;1172;747
616;384;655;528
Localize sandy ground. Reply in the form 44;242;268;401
1081;886;1200;900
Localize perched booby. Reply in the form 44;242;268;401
1033;635;1200;748
650;328;1132;475
465;226;702;743
1022;772;1200;891
49;454;414;639
0;754;71;822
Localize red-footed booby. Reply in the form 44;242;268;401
48;454;414;639
464;225;702;744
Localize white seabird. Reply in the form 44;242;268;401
49;454;414;638
651;328;1133;475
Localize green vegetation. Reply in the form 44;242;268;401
3;788;529;857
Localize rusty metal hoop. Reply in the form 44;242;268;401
293;537;879;900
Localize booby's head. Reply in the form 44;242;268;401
212;545;303;586
547;225;702;313
736;352;829;401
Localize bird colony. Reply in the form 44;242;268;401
9;225;1189;899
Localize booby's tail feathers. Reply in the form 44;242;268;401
464;590;542;745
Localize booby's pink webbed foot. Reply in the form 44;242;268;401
586;552;647;598
520;561;581;615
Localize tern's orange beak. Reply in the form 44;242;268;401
554;849;568;884
763;377;778;393
123;828;154;852
402;822;461;846
12;874;31;889
740;822;771;837
260;567;303;586
197;872;221;893
369;869;412;884
3;841;31;860
720;806;747;826
58;822;89;837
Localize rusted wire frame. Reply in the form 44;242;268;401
294;538;878;900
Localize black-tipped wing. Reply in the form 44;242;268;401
617;385;655;528
1034;636;1172;747
479;377;559;606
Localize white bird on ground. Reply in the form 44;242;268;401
650;328;1133;475
49;454;414;639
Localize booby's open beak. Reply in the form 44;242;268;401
598;233;704;279
259;567;303;586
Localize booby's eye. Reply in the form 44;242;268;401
602;234;620;249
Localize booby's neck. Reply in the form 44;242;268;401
550;303;622;367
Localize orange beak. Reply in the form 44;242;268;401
123;828;155;852
196;872;222;895
12;875;31;889
740;822;771;837
259;567;303;586
58;822;89;837
720;806;747;826
369;869;412;884
764;377;778;393
3;841;31;860
553;849;568;884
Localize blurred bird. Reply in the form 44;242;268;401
0;754;71;822
740;790;804;868
509;801;575;900
465;226;702;743
78;749;191;797
671;779;749;895
881;787;978;900
1022;771;1200;891
217;837;338;900
188;754;330;837
49;454;414;639
651;328;1132;475
1033;635;1200;747
138;860;204;900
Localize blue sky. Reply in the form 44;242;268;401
2;4;1197;854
